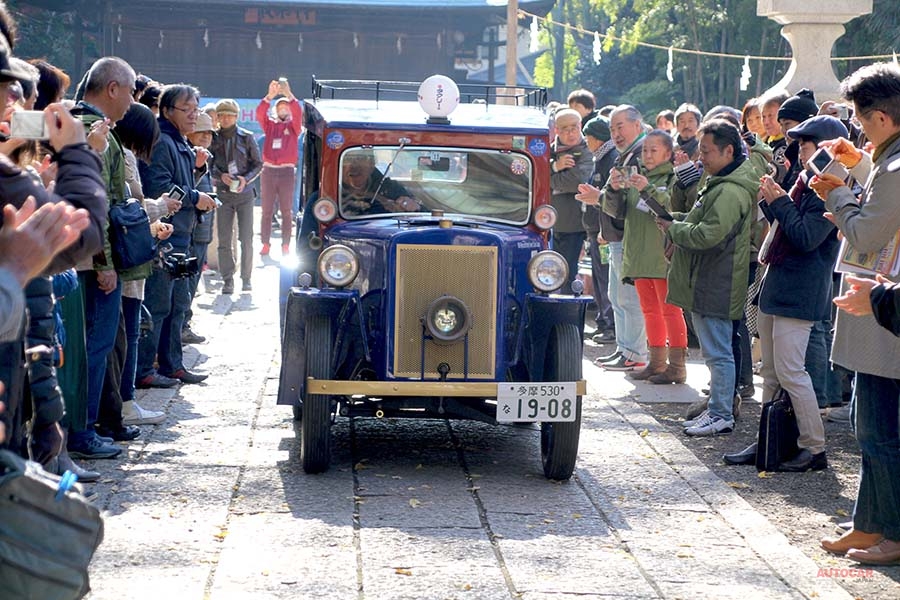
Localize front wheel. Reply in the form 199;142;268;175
301;315;333;473
540;323;583;480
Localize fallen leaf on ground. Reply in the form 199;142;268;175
758;471;772;478
836;508;849;517
394;567;412;576
409;498;422;508
727;482;750;489
639;429;650;437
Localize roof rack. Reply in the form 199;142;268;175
311;77;548;109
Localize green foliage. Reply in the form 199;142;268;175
533;0;898;112
5;1;82;79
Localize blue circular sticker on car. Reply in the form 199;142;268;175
528;138;547;157
326;131;345;149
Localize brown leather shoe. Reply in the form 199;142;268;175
846;539;900;565
821;529;883;555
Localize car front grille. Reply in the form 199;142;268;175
393;244;497;379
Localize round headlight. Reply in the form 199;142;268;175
527;251;568;293
317;244;359;287
533;205;557;230
313;198;338;223
425;296;471;344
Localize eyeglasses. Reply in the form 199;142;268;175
557;124;581;134
171;105;200;116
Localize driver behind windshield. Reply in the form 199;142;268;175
341;151;421;215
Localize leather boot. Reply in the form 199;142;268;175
629;346;668;380
55;447;101;483
648;347;687;384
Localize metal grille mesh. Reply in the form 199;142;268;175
394;244;497;379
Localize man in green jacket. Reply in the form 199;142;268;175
658;119;756;436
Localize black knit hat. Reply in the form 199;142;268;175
777;88;818;123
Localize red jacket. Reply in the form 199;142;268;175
256;97;303;166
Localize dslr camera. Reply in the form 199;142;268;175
155;243;199;279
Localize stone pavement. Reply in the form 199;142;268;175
80;246;854;600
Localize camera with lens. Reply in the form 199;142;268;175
155;243;199;279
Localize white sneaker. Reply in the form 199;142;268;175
683;409;710;429
685;415;734;436
122;400;166;425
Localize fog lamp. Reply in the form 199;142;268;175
425;295;471;343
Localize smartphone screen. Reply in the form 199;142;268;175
169;185;185;201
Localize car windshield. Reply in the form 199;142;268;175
339;146;532;225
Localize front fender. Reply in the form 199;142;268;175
277;287;361;406
522;293;590;381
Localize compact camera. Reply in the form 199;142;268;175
155;243;199;279
10;110;49;140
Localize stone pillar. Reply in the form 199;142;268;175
757;0;873;99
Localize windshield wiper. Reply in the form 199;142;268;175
370;137;410;203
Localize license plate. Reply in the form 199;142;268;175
496;383;577;422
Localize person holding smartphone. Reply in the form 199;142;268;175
603;130;686;384
256;78;302;258
723;115;847;471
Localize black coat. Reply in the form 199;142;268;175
0;144;107;273
758;172;839;322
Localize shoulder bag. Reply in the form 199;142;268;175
108;198;155;270
0;450;104;599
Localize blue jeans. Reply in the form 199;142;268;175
692;312;735;422
121;296;142;402
608;241;647;361
76;271;122;443
185;240;209;326
137;266;191;378
852;373;900;540
805;319;843;408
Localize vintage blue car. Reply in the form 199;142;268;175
278;77;589;479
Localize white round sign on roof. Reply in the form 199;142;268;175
417;75;460;120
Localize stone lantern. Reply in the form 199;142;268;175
757;0;873;99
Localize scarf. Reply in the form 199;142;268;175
762;173;808;266
676;135;699;159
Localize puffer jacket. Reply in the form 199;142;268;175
604;161;675;281
665;157;757;319
0;144;106;273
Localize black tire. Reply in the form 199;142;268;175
292;402;303;421
540;323;583;480
301;314;333;473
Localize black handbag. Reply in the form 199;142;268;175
108;199;155;270
755;386;800;472
0;450;104;600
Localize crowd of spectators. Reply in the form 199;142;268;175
553;65;900;565
1;0;898;569
0;3;304;486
